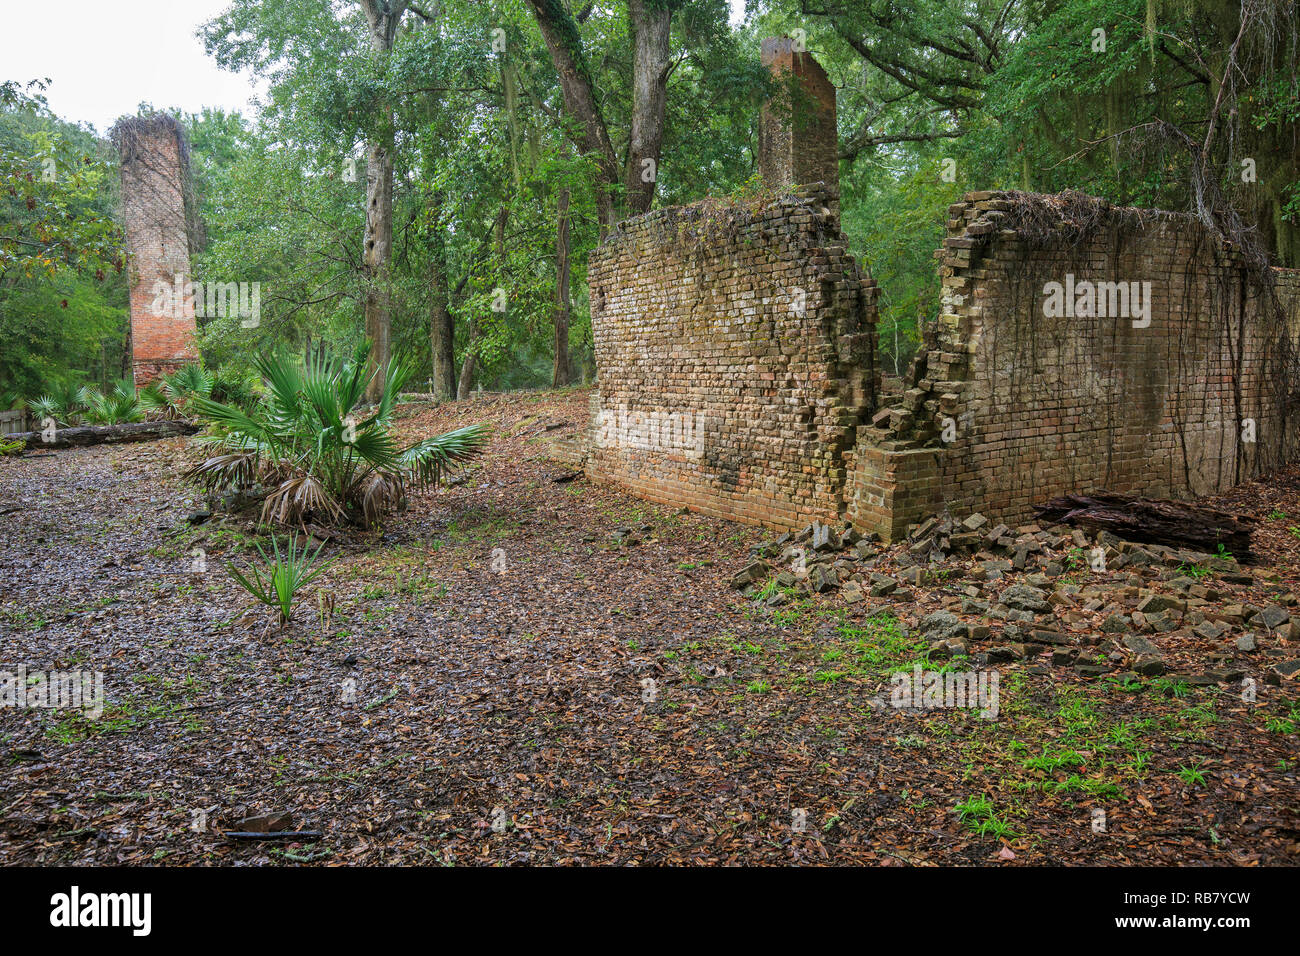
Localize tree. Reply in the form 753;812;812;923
357;0;411;402
524;0;625;232
0;81;122;284
552;184;573;386
0;80;127;401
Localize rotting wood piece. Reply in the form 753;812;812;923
8;420;199;450
1035;492;1256;558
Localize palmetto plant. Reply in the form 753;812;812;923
83;379;143;425
138;363;258;420
27;380;91;426
25;394;63;425
185;343;487;527
226;533;333;628
138;364;213;419
30;379;140;426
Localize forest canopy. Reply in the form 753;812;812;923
1;0;1296;398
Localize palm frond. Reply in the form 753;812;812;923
51;381;86;419
183;451;259;491
137;382;174;417
166;363;214;399
189;395;278;447
257;349;305;427
111;378;137;404
27;395;60;423
349;425;402;470
373;354;413;425
261;474;343;526
401;424;490;489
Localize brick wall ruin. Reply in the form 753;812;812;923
575;41;1300;539
581;37;873;529
585;185;877;528
114;115;197;386
846;191;1300;540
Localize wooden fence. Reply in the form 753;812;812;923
0;410;29;436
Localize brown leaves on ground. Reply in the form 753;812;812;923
0;389;1296;865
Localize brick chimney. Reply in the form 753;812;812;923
758;37;839;205
115;115;198;386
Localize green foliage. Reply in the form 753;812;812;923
185;344;488;527
226;533;334;627
0;80;123;281
137;362;256;419
0;80;128;400
28;378;140;425
954;794;1018;839
189;0;764;390
82;379;142;425
8;1;1294;403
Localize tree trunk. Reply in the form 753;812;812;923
362;135;394;403
429;252;455;400
524;0;622;236
1035;492;1257;559
455;205;509;399
358;0;409;403
625;0;673;215
552;186;574;387
121;320;133;382
456;319;478;400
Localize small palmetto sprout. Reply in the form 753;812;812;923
226;533;333;628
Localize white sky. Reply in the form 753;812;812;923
1;0;265;134
1;0;749;134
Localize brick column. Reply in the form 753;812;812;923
758;37;839;206
114;115;197;387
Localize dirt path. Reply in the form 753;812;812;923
1;390;1296;865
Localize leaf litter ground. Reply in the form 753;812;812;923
0;389;1296;865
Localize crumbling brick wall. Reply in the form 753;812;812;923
585;184;878;529
848;190;1300;540
574;40;1300;538
115;115;197;386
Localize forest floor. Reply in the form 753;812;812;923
1;387;1297;865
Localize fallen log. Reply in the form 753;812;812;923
223;831;323;841
1035;492;1256;559
7;420;199;450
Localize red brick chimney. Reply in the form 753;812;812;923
115;115;198;386
759;37;839;203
